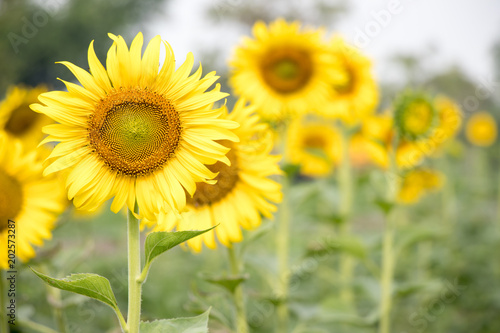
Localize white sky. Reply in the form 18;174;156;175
146;0;500;83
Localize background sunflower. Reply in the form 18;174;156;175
149;99;282;252
0;85;52;149
229;18;342;121
0;132;66;268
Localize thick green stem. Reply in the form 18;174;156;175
37;264;66;333
497;158;500;229
127;206;142;333
379;212;395;333
378;146;400;333
227;246;248;333
338;127;354;305
46;277;66;332
440;156;455;232
276;176;290;333
0;270;9;333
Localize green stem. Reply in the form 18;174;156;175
0;270;9;333
227;246;248;333
18;319;59;333
379;211;395;333
497;157;500;229
127;206;142;333
47;279;66;332
338;127;354;305
440;155;455;232
276;175;290;333
115;307;128;333
38;264;66;333
378;147;400;333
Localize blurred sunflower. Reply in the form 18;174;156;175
0;85;52;148
31;32;239;220
229;18;341;121
323;37;379;126
286;115;341;177
466;111;497;147
349;134;389;169
147;100;282;252
398;168;443;204
355;112;394;169
394;95;462;169
0;132;66;268
394;92;437;141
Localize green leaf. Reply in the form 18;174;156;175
282;163;301;179
396;226;443;254
140;308;210;333
30;268;118;311
144;227;216;267
374;199;394;215
306;235;367;260
200;272;249;293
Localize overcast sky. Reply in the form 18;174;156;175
147;0;500;83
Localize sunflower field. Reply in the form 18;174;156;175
1;1;500;333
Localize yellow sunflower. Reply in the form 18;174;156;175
0;132;66;268
393;92;437;141
286;115;341;177
31;32;239;220
0;84;52;148
466;111;497;147
395;96;462;169
323;36;379;126
147;99;282;252
355;112;394;169
398;168;443;204
349;134;389;169
229;18;341;121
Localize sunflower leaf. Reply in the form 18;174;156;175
200;272;249;293
144;227;216;268
30;268;119;311
140;308;210;333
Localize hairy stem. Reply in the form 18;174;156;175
127;205;142;333
277;175;290;333
338;127;354;305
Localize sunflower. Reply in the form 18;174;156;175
355;112;394;169
229;18;341;121
0;85;52;148
466;111;497;147
31;32;239;220
349;133;389;169
395;96;462;169
147;99;282;252
398;168;443;204
323;37;379;126
393;92;437;141
286;115;341;177
0;132;66;268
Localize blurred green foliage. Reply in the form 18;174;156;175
0;0;164;96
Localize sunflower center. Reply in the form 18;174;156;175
304;134;327;149
333;66;355;95
403;101;434;137
0;169;23;232
261;47;313;94
5;103;41;135
188;140;239;207
88;88;182;176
